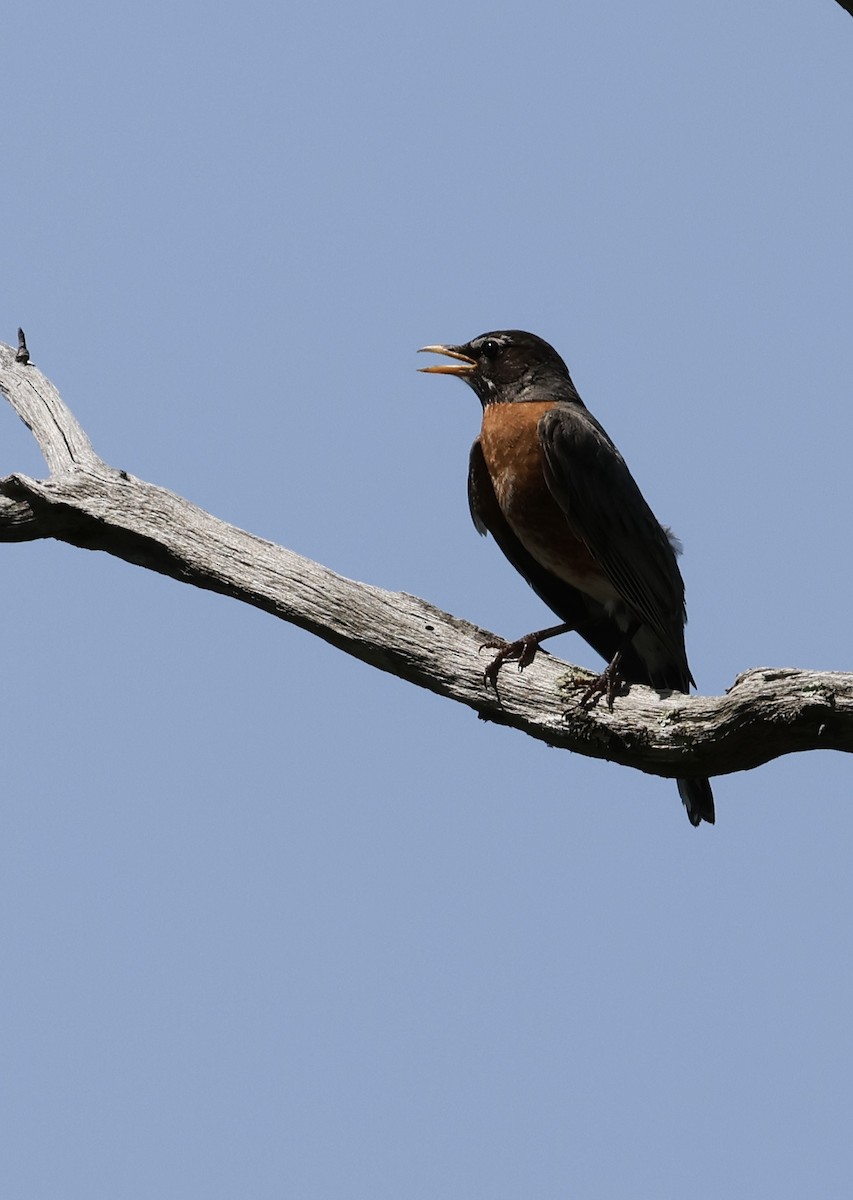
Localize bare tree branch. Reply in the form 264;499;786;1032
1;340;851;786
833;1;853;19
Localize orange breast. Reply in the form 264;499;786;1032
479;401;617;602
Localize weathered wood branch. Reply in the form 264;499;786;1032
1;339;851;785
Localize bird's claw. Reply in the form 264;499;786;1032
576;661;624;712
480;635;541;690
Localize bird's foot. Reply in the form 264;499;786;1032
480;634;543;690
576;658;625;712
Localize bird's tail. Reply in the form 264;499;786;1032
677;777;715;827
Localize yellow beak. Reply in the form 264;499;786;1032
417;345;477;376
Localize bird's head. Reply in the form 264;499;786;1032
418;330;579;406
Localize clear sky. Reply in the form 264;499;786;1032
3;1;852;1196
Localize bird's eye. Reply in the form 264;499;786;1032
480;339;500;360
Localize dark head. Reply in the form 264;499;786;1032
419;330;581;407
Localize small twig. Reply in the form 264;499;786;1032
15;328;30;365
0;340;100;473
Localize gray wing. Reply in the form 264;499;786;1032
537;403;691;682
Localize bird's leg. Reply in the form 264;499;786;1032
480;622;573;690
576;621;641;712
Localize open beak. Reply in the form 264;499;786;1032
417;345;477;376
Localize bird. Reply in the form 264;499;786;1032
419;329;714;826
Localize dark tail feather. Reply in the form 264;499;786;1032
677;777;715;826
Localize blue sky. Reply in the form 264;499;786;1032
3;1;853;1196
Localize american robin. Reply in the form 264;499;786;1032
419;330;714;827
